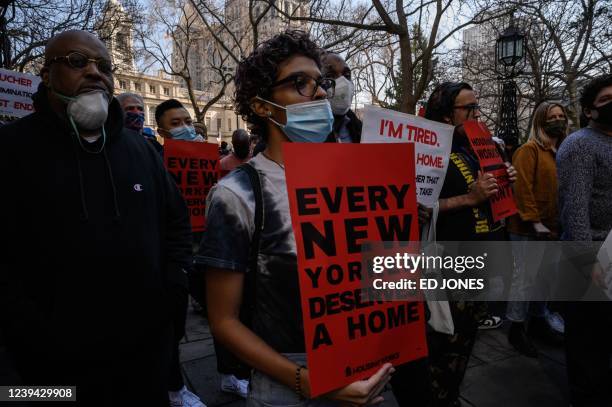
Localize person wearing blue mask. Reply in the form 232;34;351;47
195;30;394;407
117;92;145;134
155;99;204;143
116;93;164;155
153;98;206;407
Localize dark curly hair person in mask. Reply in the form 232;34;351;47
195;30;395;406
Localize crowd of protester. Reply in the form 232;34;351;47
0;28;611;407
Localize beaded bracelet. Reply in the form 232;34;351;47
295;365;306;398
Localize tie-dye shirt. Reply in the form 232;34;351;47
196;153;305;352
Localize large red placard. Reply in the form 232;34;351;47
283;142;427;397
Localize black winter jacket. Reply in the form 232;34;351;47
0;86;192;405
325;109;363;143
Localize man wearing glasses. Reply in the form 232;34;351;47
321;52;361;143
0;30;193;406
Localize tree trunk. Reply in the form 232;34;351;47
566;75;580;131
398;33;416;114
185;76;204;123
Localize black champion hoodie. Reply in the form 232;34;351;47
0;85;192;405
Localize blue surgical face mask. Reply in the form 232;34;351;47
125;111;145;133
169;125;200;142
257;97;333;143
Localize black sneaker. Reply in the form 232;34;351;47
508;322;538;358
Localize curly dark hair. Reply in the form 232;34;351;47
579;74;612;110
233;30;323;140
425;82;473;124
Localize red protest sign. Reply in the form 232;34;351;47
463;121;518;221
164;139;219;232
283;143;427;397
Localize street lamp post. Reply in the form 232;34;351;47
495;21;526;154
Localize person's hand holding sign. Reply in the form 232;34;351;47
418;203;432;229
322;363;395;406
505;162;517;183
467;171;498;205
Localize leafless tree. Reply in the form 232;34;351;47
267;0;512;114
179;0;313;121
463;0;611;133
187;0;284;64
462;15;545;138
134;0;232;123
1;0;142;72
515;0;612;126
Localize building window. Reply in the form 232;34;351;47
149;85;156;94
205;117;211;130
116;33;128;52
217;118;222;131
119;80;127;90
134;82;141;91
148;106;156;126
228;118;232;132
163;87;170;96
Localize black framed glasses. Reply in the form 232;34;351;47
269;74;335;98
45;51;115;75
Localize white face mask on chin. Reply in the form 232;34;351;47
329;76;354;115
67;90;110;130
52;88;111;153
54;89;110;131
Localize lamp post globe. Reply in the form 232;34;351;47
496;25;526;69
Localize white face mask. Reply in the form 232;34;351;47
329;76;354;115
54;90;110;131
67;91;110;130
53;89;111;153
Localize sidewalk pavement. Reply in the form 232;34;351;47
180;307;570;407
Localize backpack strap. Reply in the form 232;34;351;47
237;162;264;319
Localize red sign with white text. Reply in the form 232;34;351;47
463;121;518;221
283;143;428;397
164;140;219;232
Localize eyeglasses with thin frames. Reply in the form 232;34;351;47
45;51;115;75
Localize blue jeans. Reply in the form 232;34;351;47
246;353;340;407
506;234;548;322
